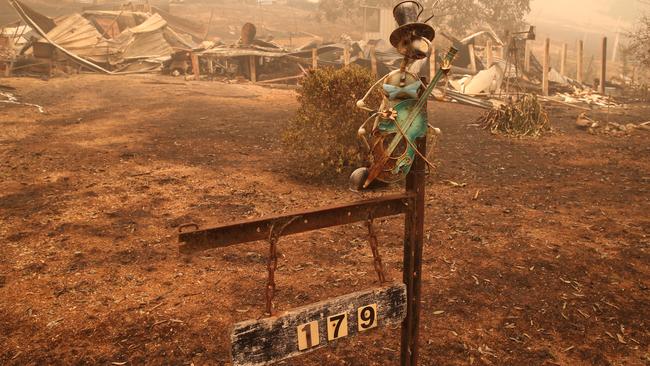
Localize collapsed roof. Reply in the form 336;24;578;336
113;13;194;61
45;13;119;64
7;0;199;73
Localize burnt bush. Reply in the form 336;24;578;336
283;66;380;179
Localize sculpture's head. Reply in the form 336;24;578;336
389;1;435;60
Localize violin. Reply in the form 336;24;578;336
360;47;458;188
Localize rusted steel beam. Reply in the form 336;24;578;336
179;194;412;253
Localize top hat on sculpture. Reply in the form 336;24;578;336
389;0;435;59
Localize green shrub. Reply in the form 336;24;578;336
283;66;381;179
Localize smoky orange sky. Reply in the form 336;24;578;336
527;0;645;55
529;0;643;39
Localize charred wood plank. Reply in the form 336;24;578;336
231;283;407;366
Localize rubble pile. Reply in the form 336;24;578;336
5;0;203;74
558;88;622;108
576;114;650;136
1;0;402;83
0;0;647;114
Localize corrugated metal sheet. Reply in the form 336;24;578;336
46;13;120;64
114;14;195;61
83;11;147;33
8;1;194;72
129;13;167;34
9;0;112;73
121;30;172;60
11;0;56;33
163;27;195;50
93;17;121;39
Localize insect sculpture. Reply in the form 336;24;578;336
351;1;457;190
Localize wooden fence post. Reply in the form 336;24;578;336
207;58;214;76
3;61;13;77
343;45;350;66
543;38;550;96
577;40;584;83
312;48;318;70
600;37;607;94
191;53;200;79
370;45;377;77
486;40;493;67
250;55;257;83
560;43;568;76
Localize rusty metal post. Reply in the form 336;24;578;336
409;136;426;366
400;80;427;366
600;37;607;94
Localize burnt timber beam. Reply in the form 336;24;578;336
179;193;413;253
230;283;407;366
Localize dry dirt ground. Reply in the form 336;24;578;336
0;74;649;366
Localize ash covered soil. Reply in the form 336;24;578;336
0;74;648;365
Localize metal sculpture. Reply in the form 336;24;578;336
178;3;456;365
351;1;457;190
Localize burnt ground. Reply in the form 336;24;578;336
0;74;648;366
